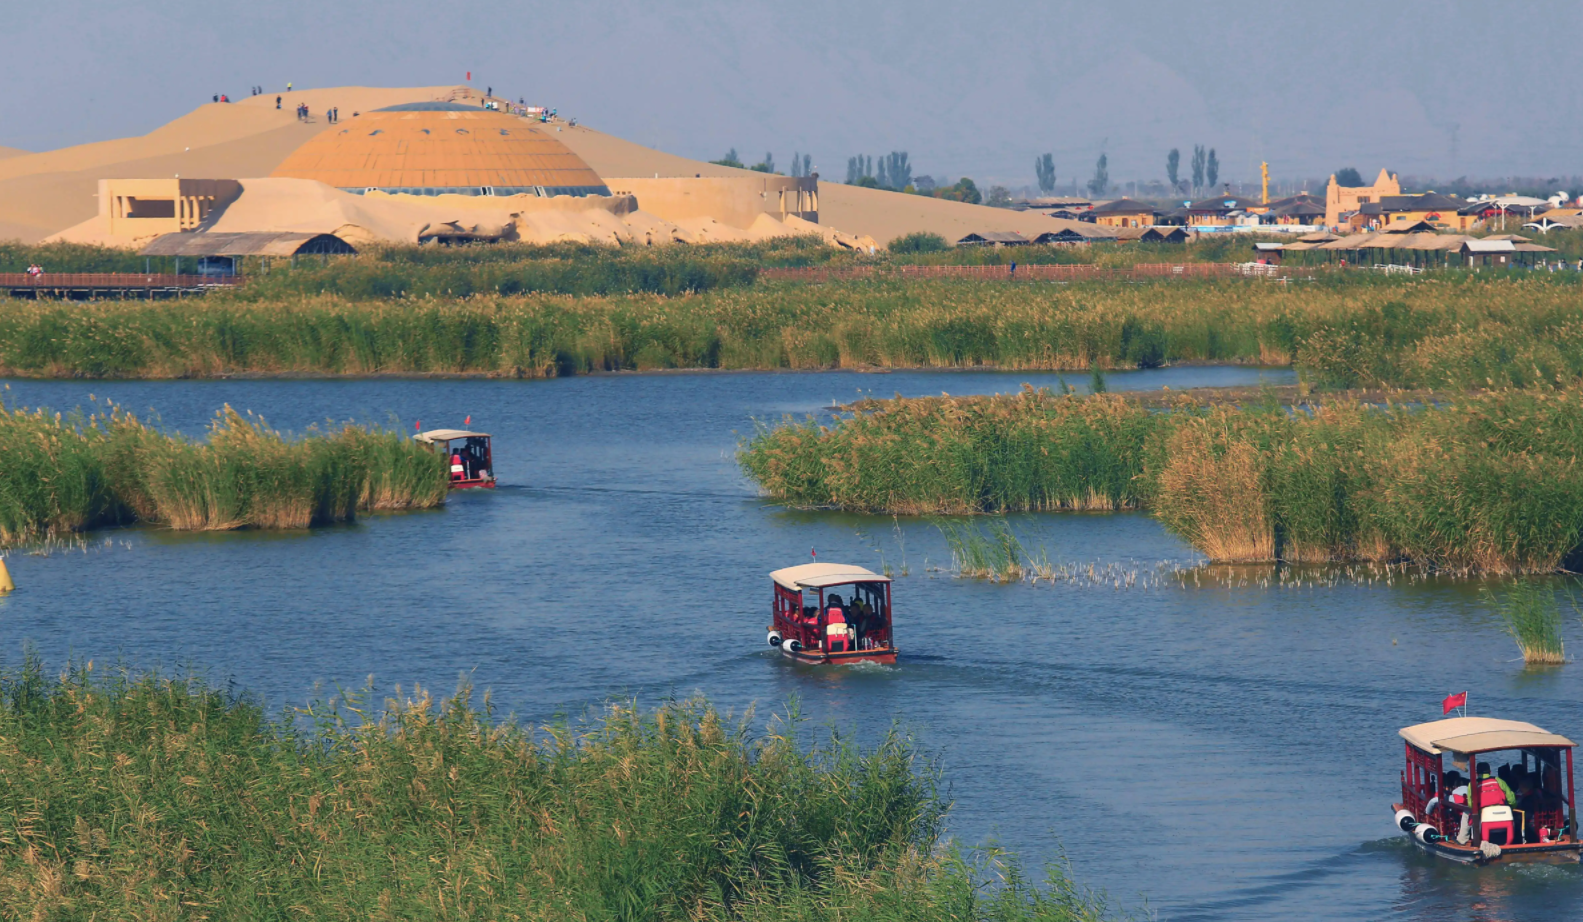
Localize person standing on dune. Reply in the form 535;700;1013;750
276;96;281;109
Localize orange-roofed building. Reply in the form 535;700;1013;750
270;102;610;198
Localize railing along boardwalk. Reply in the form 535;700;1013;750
1;273;243;299
758;262;1296;282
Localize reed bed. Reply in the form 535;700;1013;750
0;276;1580;388
0;657;1106;922
0;404;445;546
742;387;1583;574
935;519;1027;581
1484;581;1569;665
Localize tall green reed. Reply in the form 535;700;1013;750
1482;581;1567;665
0;656;1106;922
0;403;446;546
935;519;1026;581
2;275;1581;389
743;387;1583;574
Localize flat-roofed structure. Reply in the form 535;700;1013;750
100;179;242;237
270;102;611;198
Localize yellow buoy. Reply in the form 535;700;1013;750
0;558;12;593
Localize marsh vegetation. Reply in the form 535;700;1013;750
0;403;445;547
741;387;1583;574
0;657;1106;921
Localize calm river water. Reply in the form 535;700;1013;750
3;366;1581;921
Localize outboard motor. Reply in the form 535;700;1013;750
767;630;783;647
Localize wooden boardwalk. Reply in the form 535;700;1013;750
758;262;1292;282
1;273;244;299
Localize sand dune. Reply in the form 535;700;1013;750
4;83;1095;245
0;87;458;242
0;147;27;160
550;124;1104;245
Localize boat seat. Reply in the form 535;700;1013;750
1480;805;1516;846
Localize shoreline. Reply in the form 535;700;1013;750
0;359;1290;382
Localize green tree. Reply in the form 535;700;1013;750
710;148;744;169
986;185;1013;207
1166;148;1181;194
877;151;911;191
749;152;776;173
846;155;874;184
934;178;980;204
887;231;949;253
1190;145;1206;194
1035;153;1056;194
1206;148;1219;191
1087;154;1109;197
1335;167;1365;187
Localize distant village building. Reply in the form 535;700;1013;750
1349;192;1482;233
1324;168;1401;230
1084;198;1157;227
956;231;1031;247
1253;193;1326;227
1184;194;1259;228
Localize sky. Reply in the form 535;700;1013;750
6;0;1582;189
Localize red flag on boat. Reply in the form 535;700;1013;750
1443;691;1467;715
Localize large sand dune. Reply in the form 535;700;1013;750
0;147;27;160
550;125;1102;244
0;87;459;242
3;84;1095;245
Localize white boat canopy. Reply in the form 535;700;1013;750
1399;716;1576;755
415;429;491;443
770;563;890;591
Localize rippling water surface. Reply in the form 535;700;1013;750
4;365;1581;921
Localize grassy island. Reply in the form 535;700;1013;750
0;659;1104;921
740;387;1583;573
0;404;446;547
0;257;1579;389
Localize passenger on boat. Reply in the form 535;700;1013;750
1442;770;1467;805
824;594;851;653
1476;762;1516;806
850;596;873;646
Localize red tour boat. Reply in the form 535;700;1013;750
767;563;897;665
1393;716;1579;864
416;429;496;489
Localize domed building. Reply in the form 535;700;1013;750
270;102;611;198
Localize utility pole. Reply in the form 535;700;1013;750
1261;162;1270;204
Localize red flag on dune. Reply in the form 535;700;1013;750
1443;691;1467;715
465;415;471;425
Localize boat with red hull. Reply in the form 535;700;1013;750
416;429;496;489
767;563;896;665
1392;716;1580;865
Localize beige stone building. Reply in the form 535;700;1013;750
1324;168;1400;230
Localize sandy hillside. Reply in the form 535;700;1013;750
552;124;1102;244
0;86;455;242
0;147;27;160
4;84;1094;245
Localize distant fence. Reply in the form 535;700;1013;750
758;262;1298;282
1;273;243;299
